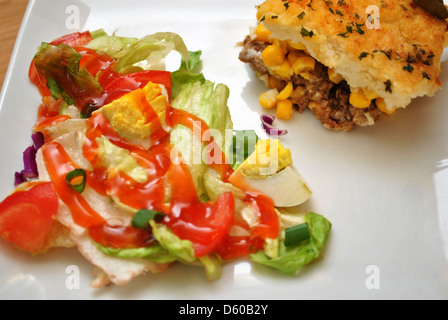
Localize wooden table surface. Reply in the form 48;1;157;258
0;0;29;89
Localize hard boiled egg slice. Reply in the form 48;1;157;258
228;139;312;207
229;165;312;208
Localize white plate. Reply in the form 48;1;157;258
1;0;448;300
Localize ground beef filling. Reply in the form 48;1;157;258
239;36;384;131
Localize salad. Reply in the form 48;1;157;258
0;30;332;288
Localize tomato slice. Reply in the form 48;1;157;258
166;191;235;258
164;163;235;257
50;31;93;47
0;182;58;254
88;224;155;249
102;70;173;105
29;61;51;97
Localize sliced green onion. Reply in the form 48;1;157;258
284;223;310;247
90;28;108;39
132;209;165;230
65;169;87;193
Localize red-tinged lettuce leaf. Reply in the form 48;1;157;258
33;43;103;109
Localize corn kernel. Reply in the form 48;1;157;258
276;82;294;100
287;50;308;65
376;98;396;115
327;68;344;84
273;39;288;55
292;56;316;74
259;89;279;109
262;45;286;67
255;24;272;43
276;99;294;120
270;60;291;79
287;40;307;51
298;72;311;80
349;90;372;109
364;89;378;100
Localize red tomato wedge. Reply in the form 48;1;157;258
0;182;59;254
102;70;173;105
167;191;235;258
165;163;235;257
29;61;51;97
88;224;155;250
50;31;93;47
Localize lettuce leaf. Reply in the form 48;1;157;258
86;34;139;60
33;43;103;108
150;220;197;263
171;80;233;148
150;220;222;281
95;242;177;264
170;80;233;199
250;212;332;276
198;253;222;282
171;50;205;99
87;32;190;74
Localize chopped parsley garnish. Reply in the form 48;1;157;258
403;64;414;73
406;53;417;64
301;26;314;38
307;0;316;11
380;50;392;60
355;23;365;34
359;52;369;60
384;80;393;93
298;12;306;20
422;72;431;80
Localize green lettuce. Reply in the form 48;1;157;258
250;212;332;276
171;50;205;99
95;242;176;264
87;32;190;74
150;220;222;281
150;220;196;263
170;80;233;199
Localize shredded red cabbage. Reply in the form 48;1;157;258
261;114;288;137
14;132;45;187
32;131;45;150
